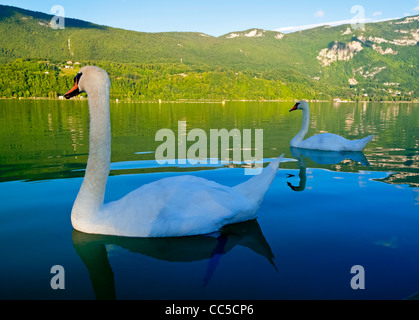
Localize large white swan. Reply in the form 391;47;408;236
64;66;283;238
289;100;373;151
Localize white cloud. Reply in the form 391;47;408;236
413;5;419;11
275;19;362;33
373;11;382;17
314;10;325;18
275;16;399;34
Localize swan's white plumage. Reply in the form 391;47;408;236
68;66;282;238
96;159;280;237
292;132;373;152
290;100;373;152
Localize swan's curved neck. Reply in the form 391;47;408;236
72;90;111;225
292;107;310;143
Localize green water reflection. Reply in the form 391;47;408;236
0;100;418;186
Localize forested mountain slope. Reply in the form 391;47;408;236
0;5;417;101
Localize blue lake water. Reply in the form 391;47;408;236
0;100;417;300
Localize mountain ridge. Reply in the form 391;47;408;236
0;4;417;101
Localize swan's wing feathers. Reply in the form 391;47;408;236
150;176;256;237
301;133;372;151
103;175;255;237
305;133;348;144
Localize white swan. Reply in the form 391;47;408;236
289;100;373;152
64;66;283;238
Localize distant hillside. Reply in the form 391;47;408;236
0;5;418;101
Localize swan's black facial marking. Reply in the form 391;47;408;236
289;102;300;112
64;72;83;99
74;72;83;84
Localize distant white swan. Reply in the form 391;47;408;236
289;100;373;152
64;66;283;238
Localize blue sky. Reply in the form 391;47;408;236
1;0;419;36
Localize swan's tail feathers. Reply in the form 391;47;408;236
233;154;284;204
356;134;374;150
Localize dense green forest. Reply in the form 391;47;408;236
1;57;415;102
0;58;319;101
0;5;418;101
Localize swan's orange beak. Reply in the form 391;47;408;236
289;104;299;112
65;73;82;99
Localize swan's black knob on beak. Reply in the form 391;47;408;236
64;73;82;99
289;102;300;112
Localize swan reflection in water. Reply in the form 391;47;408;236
72;219;275;300
287;147;370;192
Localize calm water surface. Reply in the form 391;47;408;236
0;100;418;300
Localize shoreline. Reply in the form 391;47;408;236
1;97;418;104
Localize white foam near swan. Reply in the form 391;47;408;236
289;100;373;151
64;66;283;238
